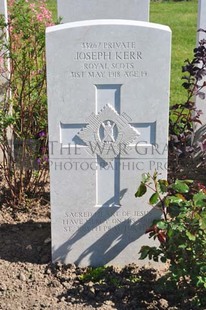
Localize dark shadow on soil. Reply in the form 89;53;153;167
55;264;187;310
0;221;51;264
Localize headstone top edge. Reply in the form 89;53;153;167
0;0;8;19
46;20;171;34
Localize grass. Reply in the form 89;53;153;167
150;0;198;105
46;0;199;106
47;0;57;21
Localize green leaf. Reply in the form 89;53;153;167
200;266;206;273
139;246;150;260
171;180;189;193
178;244;187;249
158;179;168;193
167;227;174;238
153;256;159;262
156;221;167;230
167;205;180;218
193;192;206;207
200;213;206;230
141;173;150;183
186;231;196;241
170;222;185;232
166;195;184;205
160;256;167;263
135;183;147;197
149;192;159;205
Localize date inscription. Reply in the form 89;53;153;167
70;41;148;79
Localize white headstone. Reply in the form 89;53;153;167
0;0;8;101
0;0;8;161
57;0;150;23
0;0;7;17
195;0;206;130
197;0;206;43
46;20;171;267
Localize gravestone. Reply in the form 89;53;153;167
192;0;206;160
46;20;171;266
57;0;150;23
0;0;8;102
0;0;8;161
0;0;7;20
195;0;206;130
0;0;7;19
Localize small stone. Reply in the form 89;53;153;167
66;263;76;270
62;281;71;289
78;285;84;293
60;296;66;302
44;237;51;244
87;281;93;287
50;279;61;288
159;298;169;309
40;303;47;308
46;268;51;275
0;282;7;291
90;286;95;294
26;244;32;250
56;261;63;270
19;272;26;281
104;300;113;306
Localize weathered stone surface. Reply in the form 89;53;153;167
46;19;171;266
57;0;150;23
195;0;206;131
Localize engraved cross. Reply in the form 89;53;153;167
60;84;156;207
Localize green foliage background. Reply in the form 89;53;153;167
150;0;198;105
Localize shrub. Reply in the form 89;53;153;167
0;0;54;206
135;27;206;307
169;30;206;162
136;173;206;307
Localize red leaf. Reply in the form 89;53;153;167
157;231;167;243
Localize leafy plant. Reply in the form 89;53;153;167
135;172;206;307
169;29;206;162
0;0;54;206
79;266;108;283
79;266;141;289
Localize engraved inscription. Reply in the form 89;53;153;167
82;41;136;49
70;41;148;79
75;51;142;61
62;210;151;233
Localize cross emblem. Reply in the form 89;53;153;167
60;84;156;207
77;102;139;162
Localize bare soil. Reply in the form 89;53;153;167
0;155;205;310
